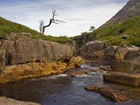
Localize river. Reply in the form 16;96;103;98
0;61;140;105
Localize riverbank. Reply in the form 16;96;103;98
0;97;40;105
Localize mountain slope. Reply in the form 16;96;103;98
101;0;140;28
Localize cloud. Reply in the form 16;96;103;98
0;0;128;36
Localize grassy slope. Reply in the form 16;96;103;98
94;16;140;46
74;16;140;47
0;17;73;44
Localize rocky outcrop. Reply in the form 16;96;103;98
78;41;106;59
0;97;40;105
78;41;139;60
1;33;74;65
0;33;76;83
85;86;129;102
104;56;140;86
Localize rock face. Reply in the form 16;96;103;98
0;33;74;65
0;97;40;105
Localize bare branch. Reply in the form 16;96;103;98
41;9;65;35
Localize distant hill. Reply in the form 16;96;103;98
101;0;140;27
0;16;73;44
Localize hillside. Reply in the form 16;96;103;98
0;16;38;37
0;16;73;44
101;0;140;27
74;0;140;47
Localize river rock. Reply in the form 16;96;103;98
0;97;40;105
85;86;129;102
69;56;83;67
103;72;140;86
1;33;74;65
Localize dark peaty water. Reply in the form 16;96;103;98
0;61;140;105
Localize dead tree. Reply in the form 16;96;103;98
39;20;44;34
41;9;65;35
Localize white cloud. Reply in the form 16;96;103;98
0;0;128;37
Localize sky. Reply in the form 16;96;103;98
0;0;129;37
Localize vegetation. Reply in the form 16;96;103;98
74;16;140;47
0;16;73;44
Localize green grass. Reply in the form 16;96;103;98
0;16;73;44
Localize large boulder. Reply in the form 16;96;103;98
1;33;74;65
69;56;83;67
110;60;132;72
115;46;139;60
105;46;118;60
78;41;106;59
114;47;129;60
103;72;140;86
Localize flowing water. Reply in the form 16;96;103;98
0;61;140;105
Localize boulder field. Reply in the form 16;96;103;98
78;40;139;60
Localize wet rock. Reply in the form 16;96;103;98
84;86;130;102
0;97;40;105
0;62;70;83
67;68;105;77
103;72;140;86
